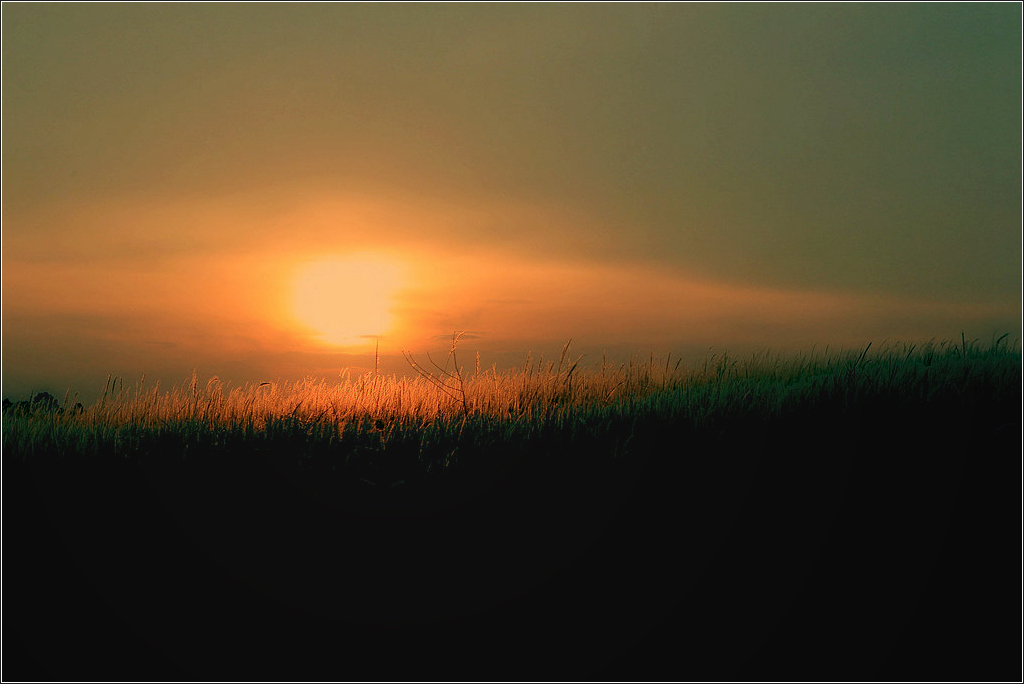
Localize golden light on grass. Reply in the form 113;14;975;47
292;254;405;346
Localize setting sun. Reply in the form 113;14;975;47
292;255;404;346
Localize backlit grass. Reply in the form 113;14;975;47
4;336;1019;480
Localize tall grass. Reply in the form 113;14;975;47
5;336;1019;684
3;337;1020;472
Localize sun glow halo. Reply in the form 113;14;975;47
292;255;404;346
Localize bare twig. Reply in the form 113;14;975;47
401;332;470;416
401;350;461;400
448;332;469;416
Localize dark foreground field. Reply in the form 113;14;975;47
4;341;1021;680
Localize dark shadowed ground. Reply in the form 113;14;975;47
4;395;1020;681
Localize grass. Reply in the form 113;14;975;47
4;334;1021;681
4;335;1019;480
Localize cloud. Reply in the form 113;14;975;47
430;332;486;341
392;249;1021;352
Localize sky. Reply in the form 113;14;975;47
2;3;1021;401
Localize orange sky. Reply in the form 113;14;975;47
2;4;1020;400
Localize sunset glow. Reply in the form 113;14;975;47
1;3;1017;401
291;255;404;346
3;6;1018;680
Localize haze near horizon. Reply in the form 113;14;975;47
2;3;1020;401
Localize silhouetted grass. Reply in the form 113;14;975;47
4;337;1019;477
4;336;1020;681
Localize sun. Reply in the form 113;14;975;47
292;254;404;346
